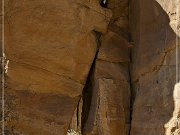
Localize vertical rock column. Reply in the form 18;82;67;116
83;1;131;134
83;31;131;135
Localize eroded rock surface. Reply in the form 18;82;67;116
82;0;131;134
3;0;180;135
4;0;111;134
83;31;131;135
130;0;180;135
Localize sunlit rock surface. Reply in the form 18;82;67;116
4;0;111;134
3;0;180;135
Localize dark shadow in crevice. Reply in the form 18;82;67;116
81;55;95;133
100;0;108;8
81;31;102;134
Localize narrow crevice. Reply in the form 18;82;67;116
128;30;134;135
128;49;134;135
81;56;95;133
81;31;102;134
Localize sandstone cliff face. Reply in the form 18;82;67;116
2;0;180;135
82;0;131;134
130;0;180;135
83;31;131;135
4;0;111;134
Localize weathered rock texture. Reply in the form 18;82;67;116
3;0;180;135
82;1;131;134
83;31;131;135
130;0;180;135
4;0;111;134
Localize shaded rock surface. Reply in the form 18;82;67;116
83;31;131;135
81;0;131;134
130;0;180;135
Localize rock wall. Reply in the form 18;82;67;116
4;0;111;134
82;1;131;135
83;31;131;135
130;0;180;135
2;0;180;135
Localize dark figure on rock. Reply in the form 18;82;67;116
100;0;108;8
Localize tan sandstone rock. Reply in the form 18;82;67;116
83;31;131;135
4;0;111;134
130;0;180;135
